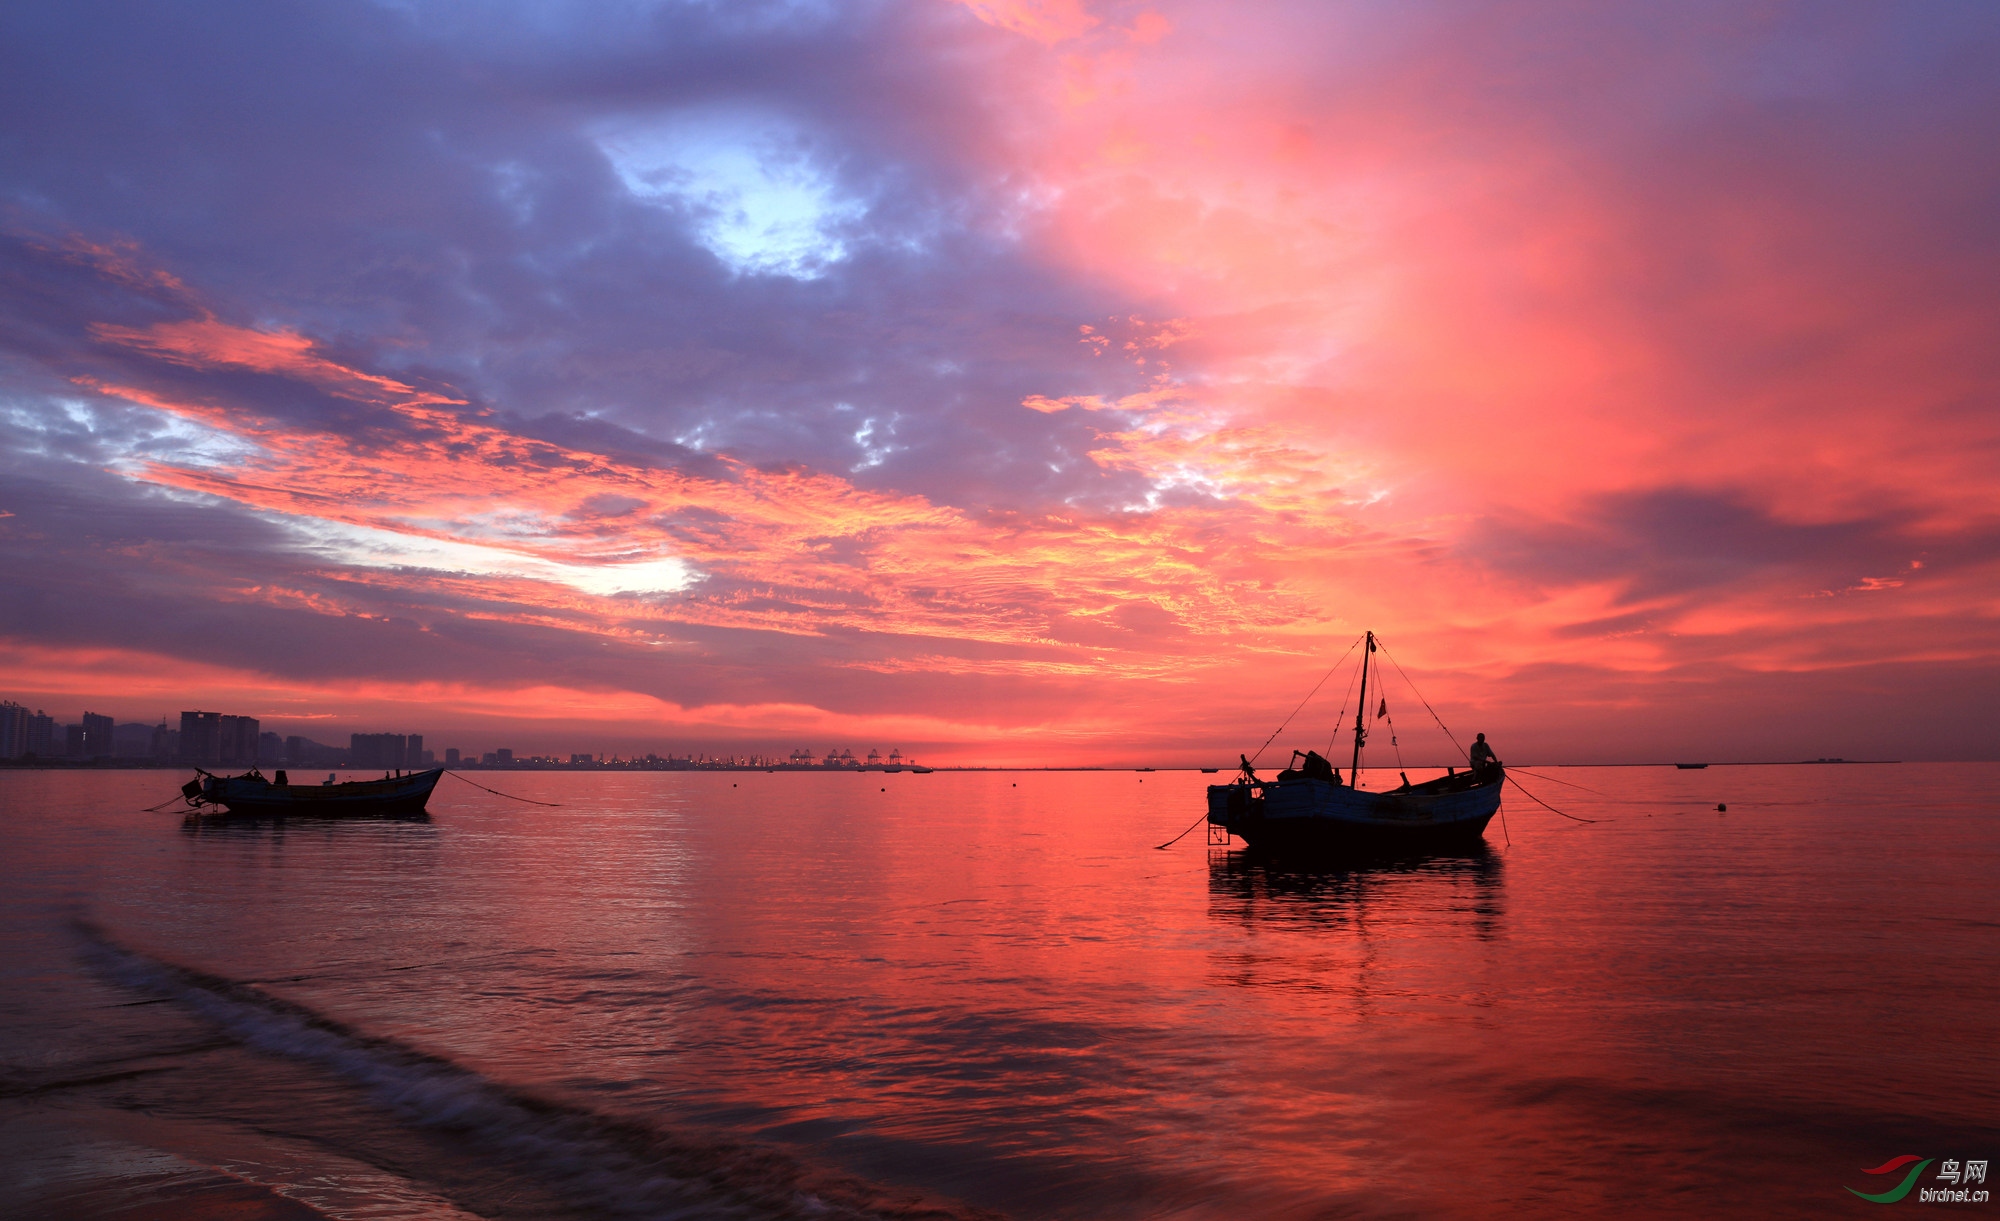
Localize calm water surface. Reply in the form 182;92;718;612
1;764;1995;1218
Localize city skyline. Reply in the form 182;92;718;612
2;2;1996;764
2;694;940;770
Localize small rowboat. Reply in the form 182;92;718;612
181;767;443;817
1206;631;1502;852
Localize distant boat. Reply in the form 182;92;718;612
1206;631;1502;851
181;767;442;817
1200;767;1220;773
1675;763;1709;770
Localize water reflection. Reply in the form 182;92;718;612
177;811;438;858
180;811;433;837
1207;842;1506;937
4;768;1995;1218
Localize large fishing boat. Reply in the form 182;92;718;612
181;767;443;817
1206;632;1503;851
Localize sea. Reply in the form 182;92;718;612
1;763;1995;1219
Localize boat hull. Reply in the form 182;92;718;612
197;768;444;817
1208;771;1502;852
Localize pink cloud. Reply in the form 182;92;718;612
956;0;1101;44
7;0;1996;763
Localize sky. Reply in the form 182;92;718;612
1;0;1996;765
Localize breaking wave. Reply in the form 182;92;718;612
75;919;1000;1221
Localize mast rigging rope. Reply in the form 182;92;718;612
1372;637;1466;762
1246;633;1365;767
1323;657;1364;759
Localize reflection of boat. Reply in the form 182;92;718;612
1206;631;1502;852
181;768;444;817
1211;841;1499;902
1208;842;1503;936
1675;763;1709;770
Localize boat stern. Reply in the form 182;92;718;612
1207;782;1261;833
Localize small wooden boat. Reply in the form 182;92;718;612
181;767;443;817
1206;632;1502;852
1675;763;1709;770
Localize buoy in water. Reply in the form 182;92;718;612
1716;803;1726;811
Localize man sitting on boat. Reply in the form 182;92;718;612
1468;733;1500;780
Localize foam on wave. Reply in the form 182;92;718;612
75;919;1000;1221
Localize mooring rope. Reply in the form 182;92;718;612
1154;809;1213;850
1505;772;1601;823
1508;765;1612;796
445;770;563;807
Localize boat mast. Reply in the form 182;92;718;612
1350;631;1373;782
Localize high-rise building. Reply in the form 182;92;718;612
350;733;409;770
219;715;259;767
495;748;513;765
406;735;422;766
24;710;54;758
151;722;176;760
180;711;221;764
0;700;58;756
80;712;114;759
64;724;85;758
259;731;285;764
0;701;26;758
444;747;460;766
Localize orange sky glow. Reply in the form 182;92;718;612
2;0;1995;763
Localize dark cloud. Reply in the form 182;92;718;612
0;0;1164;514
1467;487;1994;605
